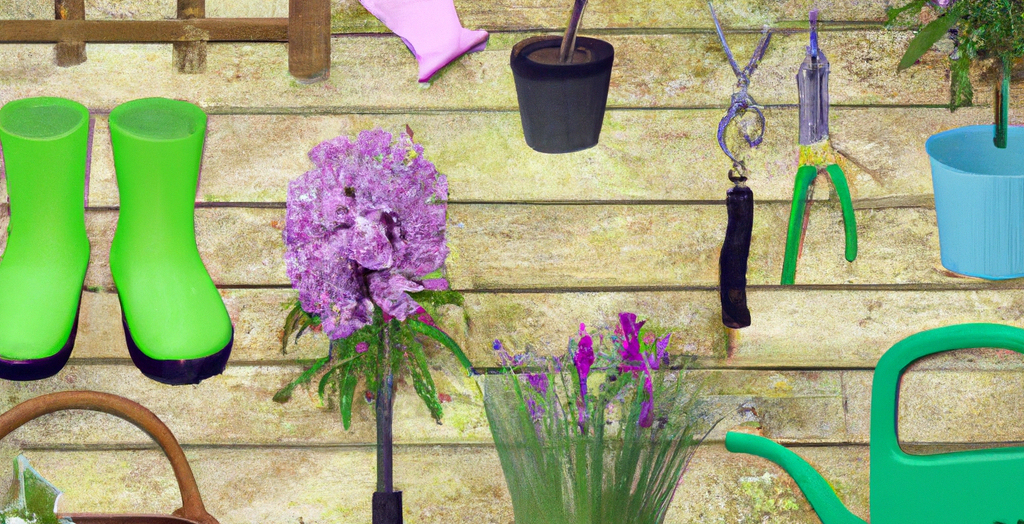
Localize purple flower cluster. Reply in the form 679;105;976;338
494;313;672;432
283;129;449;339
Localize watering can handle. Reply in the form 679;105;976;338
871;323;1024;455
725;432;867;524
0;391;218;524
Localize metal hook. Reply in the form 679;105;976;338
708;0;771;170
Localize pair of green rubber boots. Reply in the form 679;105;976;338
0;97;233;385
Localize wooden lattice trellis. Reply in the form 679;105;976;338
0;0;332;82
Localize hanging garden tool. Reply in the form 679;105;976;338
780;10;857;285
709;1;771;329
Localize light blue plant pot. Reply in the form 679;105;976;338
927;125;1024;280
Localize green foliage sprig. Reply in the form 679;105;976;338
274;289;472;430
888;0;1024;112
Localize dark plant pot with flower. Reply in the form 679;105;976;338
481;313;715;524
890;0;1024;279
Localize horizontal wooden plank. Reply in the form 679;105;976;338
0;32;966;110
7;362;1024;447
0;205;963;290
455;289;1024;368
64;287;1024;370
0;0;899;30
65;107;1008;207
0;366;854;446
73;289;327;362
0;444;871;524
0;19;288;43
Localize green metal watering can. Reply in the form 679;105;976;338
726;323;1024;524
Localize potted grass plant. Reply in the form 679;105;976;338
480;312;715;524
274;128;472;524
510;0;614;154
889;0;1024;279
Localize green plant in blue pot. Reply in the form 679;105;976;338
890;1;1024;279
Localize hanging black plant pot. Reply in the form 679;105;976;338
510;35;614;154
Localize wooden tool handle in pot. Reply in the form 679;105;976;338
0;391;218;524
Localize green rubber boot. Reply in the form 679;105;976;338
108;98;233;385
0;97;91;380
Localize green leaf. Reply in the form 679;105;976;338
319;365;340;400
406;339;444;423
885;0;927;27
272;357;330;403
949;52;974;111
406;319;475;375
898;12;962;72
337;364;359;431
280;300;319;354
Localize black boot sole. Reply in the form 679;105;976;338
120;305;233;386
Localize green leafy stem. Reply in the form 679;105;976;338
273;298;477;431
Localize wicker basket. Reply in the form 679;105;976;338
0;391;218;524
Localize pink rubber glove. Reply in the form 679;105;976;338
359;0;489;82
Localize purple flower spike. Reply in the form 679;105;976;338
525;373;548;420
617;312;647;374
575;329;595;398
639;399;654;428
526;373;549;396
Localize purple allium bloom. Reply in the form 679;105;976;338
283;129;449;339
355;342;369;353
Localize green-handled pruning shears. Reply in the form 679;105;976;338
781;10;857;285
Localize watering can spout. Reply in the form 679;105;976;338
725;431;866;524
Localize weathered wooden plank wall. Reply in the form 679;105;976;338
1;0;1023;522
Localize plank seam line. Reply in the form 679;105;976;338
75;283;1024;293
16;441;874;452
60;359;882;371
325;25;892;38
65;104;962;117
78;198;935;209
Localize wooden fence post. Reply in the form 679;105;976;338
288;0;331;83
173;0;207;73
54;0;85;66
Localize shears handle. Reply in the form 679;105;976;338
781;164;857;285
781;165;818;285
826;164;857;264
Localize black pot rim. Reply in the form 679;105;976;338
510;36;614;81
